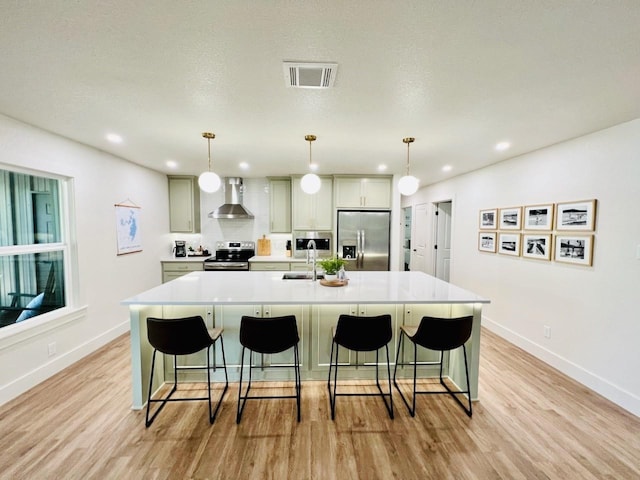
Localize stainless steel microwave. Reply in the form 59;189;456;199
293;231;332;258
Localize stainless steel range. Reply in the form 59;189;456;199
204;241;255;271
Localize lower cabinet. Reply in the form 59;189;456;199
312;304;400;372
249;262;291;271
213;304;308;381
158;301;474;383
161;261;204;283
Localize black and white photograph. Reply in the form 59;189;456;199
478;232;497;253
555;199;597;231
479;209;497;229
524;204;554;230
522;234;552;260
499;207;522;230
554;235;594;266
498;233;521;256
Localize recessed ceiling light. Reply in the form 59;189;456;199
495;141;510;151
442;165;452;172
377;164;387;172
239;162;249;170
166;160;178;169
106;133;123;144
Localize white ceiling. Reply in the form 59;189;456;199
1;1;639;186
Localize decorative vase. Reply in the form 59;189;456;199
324;274;338;282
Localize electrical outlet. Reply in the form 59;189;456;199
47;342;57;357
543;326;551;339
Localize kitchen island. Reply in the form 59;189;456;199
122;271;489;410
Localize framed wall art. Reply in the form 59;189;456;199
478;232;497;253
115;201;142;255
523;204;554;231
522;233;552;260
554;235;594;266
479;209;497;230
555;199;597;231
498;233;521;256
499;207;522;230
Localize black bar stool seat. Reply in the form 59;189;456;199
328;314;394;420
145;315;229;427
236;315;301;423
393;315;473;417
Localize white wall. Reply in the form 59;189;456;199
403;119;640;416
0;115;171;405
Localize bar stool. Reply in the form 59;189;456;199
236;315;301;423
328;314;394;420
145;315;228;427
393;315;473;417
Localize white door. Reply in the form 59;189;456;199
434;201;452;282
411;203;428;272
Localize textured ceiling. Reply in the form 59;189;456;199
1;1;639;186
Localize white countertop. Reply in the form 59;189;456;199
161;256;209;263
123;271;489;306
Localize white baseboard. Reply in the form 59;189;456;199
482;316;639;418
0;319;129;406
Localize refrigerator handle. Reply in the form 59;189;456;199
360;229;365;268
356;229;361;269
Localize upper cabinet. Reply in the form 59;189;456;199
168;176;201;233
334;176;392;209
292;176;333;230
269;177;291;233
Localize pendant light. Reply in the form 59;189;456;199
300;134;321;194
198;132;221;193
398;137;419;196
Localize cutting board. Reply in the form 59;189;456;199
257;235;271;256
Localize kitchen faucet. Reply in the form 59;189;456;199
307;239;317;281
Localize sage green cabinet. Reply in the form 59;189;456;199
250;262;291;271
334;176;392;209
161;261;204;283
214;304;308;377
291;176;333;230
312;304;399;371
168;176;201;233
269;178;291;233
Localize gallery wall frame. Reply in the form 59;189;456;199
499;207;522;230
498;233;521;256
554;234;594;266
555;199;597;231
524;204;554;231
479;209;498;230
478;232;497;253
522;233;552;260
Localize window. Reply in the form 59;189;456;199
0;168;68;329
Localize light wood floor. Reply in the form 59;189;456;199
1;329;638;480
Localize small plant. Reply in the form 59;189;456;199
318;256;346;275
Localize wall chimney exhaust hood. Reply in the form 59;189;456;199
208;177;254;219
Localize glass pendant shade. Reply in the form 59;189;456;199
300;173;321;194
198;171;221;193
398;174;419;196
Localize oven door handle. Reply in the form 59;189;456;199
204;262;249;270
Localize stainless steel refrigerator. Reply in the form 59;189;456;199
337;210;391;271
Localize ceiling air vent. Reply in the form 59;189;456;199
283;62;338;89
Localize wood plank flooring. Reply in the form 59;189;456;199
0;328;638;479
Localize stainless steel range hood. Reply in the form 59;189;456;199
208;177;254;219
